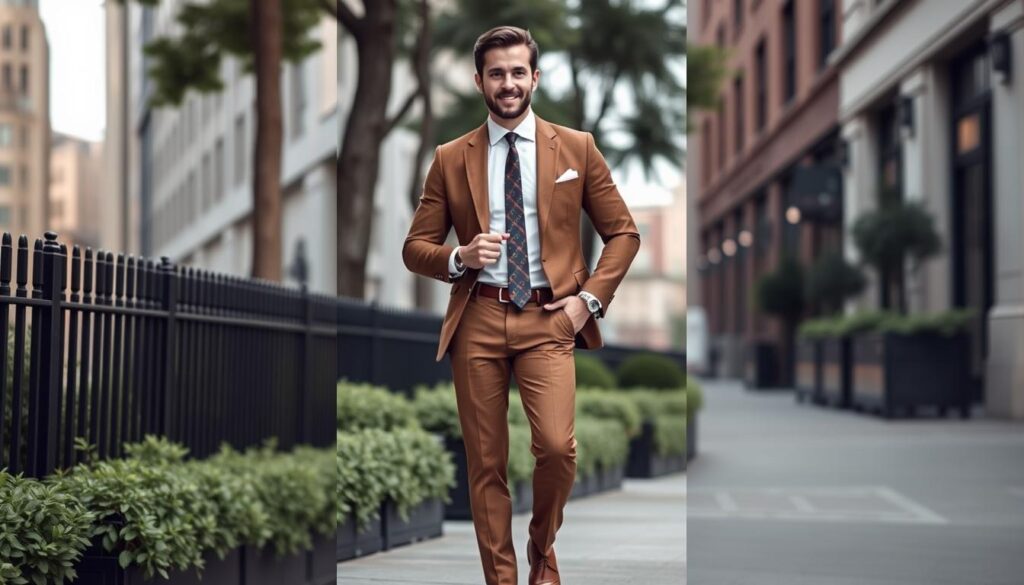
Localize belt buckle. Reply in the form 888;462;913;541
497;287;509;304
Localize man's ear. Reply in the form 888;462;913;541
474;73;483;93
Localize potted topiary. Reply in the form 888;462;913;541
574;354;616;389
622;390;688;478
753;256;804;388
617;353;687;390
850;310;974;418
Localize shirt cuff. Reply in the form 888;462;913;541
449;247;466;277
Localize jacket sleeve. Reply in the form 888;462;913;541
402;147;458;283
579;133;641;313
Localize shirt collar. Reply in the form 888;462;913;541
487;107;536;147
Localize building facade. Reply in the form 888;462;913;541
112;3;339;293
48;132;102;250
0;0;48;240
691;0;845;381
836;0;1024;417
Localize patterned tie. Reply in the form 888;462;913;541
504;132;531;309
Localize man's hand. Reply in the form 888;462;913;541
459;232;510;269
543;295;588;334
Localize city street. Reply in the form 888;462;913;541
688;378;1024;585
337;473;687;585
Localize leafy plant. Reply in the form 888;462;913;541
574;418;629;477
574;354;616;389
617;353;687;390
686;376;704;415
574;391;643;438
626;391;688;422
805;250;866;315
652;415;687;457
876;309;975;337
507;424;534;497
338;380;418;431
412;383;462;438
0;472;94;585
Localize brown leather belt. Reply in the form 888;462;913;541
475;283;554;305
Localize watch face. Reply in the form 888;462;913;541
587;299;600;313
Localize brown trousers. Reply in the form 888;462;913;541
449;291;578;585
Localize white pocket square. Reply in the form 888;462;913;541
555;169;579;183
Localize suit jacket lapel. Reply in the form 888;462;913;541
464;124;490;234
535;117;559;241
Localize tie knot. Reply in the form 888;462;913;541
505;132;518;147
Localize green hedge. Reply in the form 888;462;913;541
337;427;455;531
338;381;417;431
617;353;686;390
574;354;616;389
798;309;975;339
652;415;687;457
574;390;643;438
574;418;629;476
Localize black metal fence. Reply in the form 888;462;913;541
0;232;336;479
338;298;686;394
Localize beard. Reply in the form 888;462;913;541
484;86;533;120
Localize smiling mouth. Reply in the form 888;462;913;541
499;95;520;102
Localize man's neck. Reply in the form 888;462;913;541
489;109;530;131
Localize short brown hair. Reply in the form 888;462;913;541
473;26;539;76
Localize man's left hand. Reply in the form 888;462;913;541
543;295;589;334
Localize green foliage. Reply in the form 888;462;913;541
123;434;190;465
507;424;534;494
652;415;687;457
876;309;975;337
412;383;463;438
617;353;687;390
574;354;616;389
574;417;629;476
337;427;455;529
625;390;688;421
755;256;805;321
686;43;731;114
338;381;418;431
0;472;94;585
805;250;866;312
139;0;324;108
852;202;941;274
686;376;704;414
574;391;643;438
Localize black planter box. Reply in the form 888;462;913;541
337;511;384;562
569;470;600;499
627;420;687;478
851;332;972;419
383;498;444;550
744;341;779;389
75;548;241;585
307;532;335;585
443;436;474;521
820;336;853;408
512;479;534;515
794;338;821;403
686;414;697;463
598;464;624;491
241;544;307;585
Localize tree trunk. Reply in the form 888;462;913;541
251;0;284;281
338;1;397;298
409;0;434;311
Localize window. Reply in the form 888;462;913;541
782;1;797;104
20;25;27;51
19;165;26;188
717;101;726;171
19;125;27;147
734;0;744;36
717;24;726;48
0;123;11;147
755;40;767;131
290;63;306;139
877;100;902;203
2;64;10;90
0;165;10;186
2;26;10;50
819;0;836;70
703;119;712;185
234;114;246;186
19;65;27;94
734;75;745;155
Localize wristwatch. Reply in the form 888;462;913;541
577;291;603;319
454;248;466;271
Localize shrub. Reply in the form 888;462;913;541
876;309;975;337
574;417;629;476
685;376;704;414
574;354;616;389
755;256;805;322
338;381;417;431
617;353;686;390
0;472;93;585
411;383;462;438
507;424;534;494
805;250;866;314
574;391;643;438
626;391;688;421
652;415;687;457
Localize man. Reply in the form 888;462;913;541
403;26;639;585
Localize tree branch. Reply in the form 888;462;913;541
382;89;421;138
338;1;360;36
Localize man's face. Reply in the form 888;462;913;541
475;44;540;120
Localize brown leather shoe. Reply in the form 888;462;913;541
527;539;561;585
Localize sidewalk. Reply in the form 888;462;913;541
338;473;687;585
688;378;1024;585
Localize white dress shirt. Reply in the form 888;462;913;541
449;108;550;288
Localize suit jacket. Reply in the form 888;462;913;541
403;115;640;362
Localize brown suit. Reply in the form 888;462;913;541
403;115;639;585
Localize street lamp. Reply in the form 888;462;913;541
738;230;753;247
785;206;802;224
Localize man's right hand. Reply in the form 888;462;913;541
458;232;510;269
